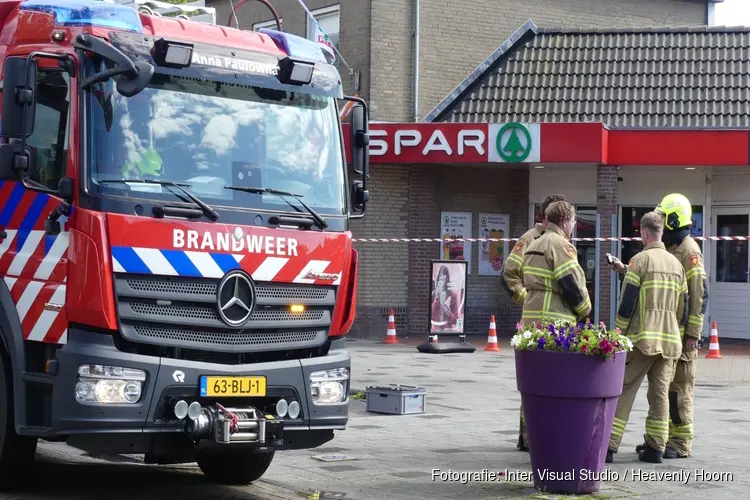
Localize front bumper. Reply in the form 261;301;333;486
44;328;349;449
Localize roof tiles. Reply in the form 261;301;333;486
425;22;750;128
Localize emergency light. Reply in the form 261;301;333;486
258;28;327;64
20;0;144;33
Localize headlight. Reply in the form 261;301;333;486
75;365;146;405
310;367;349;405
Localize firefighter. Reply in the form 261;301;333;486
501;193;567;452
610;194;705;459
516;201;591;452
606;212;688;464
501;194;567;306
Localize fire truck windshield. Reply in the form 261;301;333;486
84;63;346;217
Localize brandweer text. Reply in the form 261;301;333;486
173;229;298;256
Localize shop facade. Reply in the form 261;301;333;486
343;22;750;341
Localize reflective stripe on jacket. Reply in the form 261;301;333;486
520;223;591;325
615;241;688;360
501;223;544;305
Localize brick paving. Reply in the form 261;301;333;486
265;339;750;500
2;338;746;500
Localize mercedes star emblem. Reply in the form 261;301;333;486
217;270;256;327
233;227;244;242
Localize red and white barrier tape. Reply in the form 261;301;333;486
352;236;748;243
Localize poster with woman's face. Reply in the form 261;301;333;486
429;261;467;334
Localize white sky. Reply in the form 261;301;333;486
714;0;750;26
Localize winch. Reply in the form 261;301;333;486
172;400;284;445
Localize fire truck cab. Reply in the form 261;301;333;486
0;0;369;487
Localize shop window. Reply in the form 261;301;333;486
15;69;70;192
619;205;703;266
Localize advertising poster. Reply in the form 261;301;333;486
478;213;509;276
439;212;472;274
429;260;467;335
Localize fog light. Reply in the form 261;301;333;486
276;398;288;417
75;365;146;405
188;401;202;420
174;400;188;420
288;400;301;419
310;367;349;405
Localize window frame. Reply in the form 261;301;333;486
252;17;283;31
305;4;340;51
18;67;71;195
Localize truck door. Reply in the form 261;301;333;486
0;64;71;345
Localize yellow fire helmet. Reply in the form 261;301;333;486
655;193;693;230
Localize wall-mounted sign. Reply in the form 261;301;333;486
429;260;468;335
489;123;540;163
440;211;472;274
478;213;509;276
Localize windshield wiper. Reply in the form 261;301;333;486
225;186;328;230
100;179;219;221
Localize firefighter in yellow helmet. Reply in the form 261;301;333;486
500;193;567;452
610;193;706;459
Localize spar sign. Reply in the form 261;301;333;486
341;122;543;164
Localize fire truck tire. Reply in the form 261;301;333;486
0;351;38;489
196;450;275;485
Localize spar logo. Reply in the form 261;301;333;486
489;123;541;163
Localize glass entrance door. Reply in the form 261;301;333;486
711;208;750;340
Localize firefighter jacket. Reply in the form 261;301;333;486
668;235;706;361
615;241;688;360
501;223;544;305
520;223;591;325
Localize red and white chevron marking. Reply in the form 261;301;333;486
352;236;750;243
0;229;69;344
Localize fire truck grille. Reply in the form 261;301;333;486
114;275;336;352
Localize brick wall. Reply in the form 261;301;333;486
597;165;619;324
370;0;707;121
348;164;410;337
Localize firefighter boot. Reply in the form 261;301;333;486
637;442;663;464
606;450;615;463
664;446;689;459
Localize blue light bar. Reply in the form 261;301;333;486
20;0;144;33
258;28;327;64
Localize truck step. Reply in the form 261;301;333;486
22;372;54;385
18;425;54;437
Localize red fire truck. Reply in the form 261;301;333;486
0;0;370;486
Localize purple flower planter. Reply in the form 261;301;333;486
515;348;627;494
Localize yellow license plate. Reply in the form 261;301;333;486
200;376;267;397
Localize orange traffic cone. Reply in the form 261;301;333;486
485;315;501;352
384;308;399;344
706;321;722;359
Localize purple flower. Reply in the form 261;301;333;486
537;337;546;349
548;324;556;334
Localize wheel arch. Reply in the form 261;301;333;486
0;279;29;431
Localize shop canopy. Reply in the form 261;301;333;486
344;21;750;167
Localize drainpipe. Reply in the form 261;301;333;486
412;0;420;122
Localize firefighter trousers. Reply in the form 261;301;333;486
609;349;676;453
518;403;528;448
667;356;696;456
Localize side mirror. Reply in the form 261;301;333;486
349;102;369;176
115;60;155;98
0;143;28;181
1;56;37;139
351;179;369;213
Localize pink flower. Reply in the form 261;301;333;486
516;321;523;330
581;345;588;352
599;321;606;329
